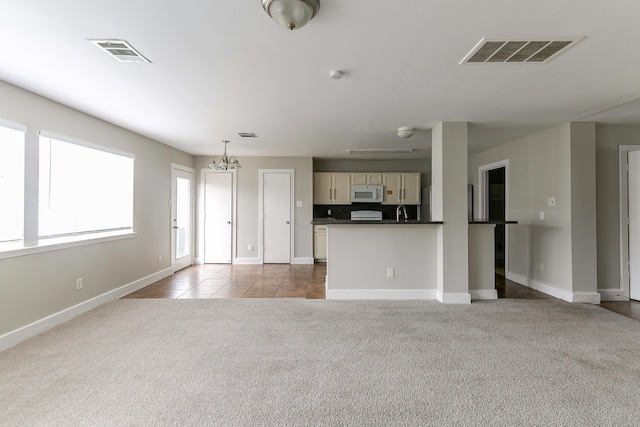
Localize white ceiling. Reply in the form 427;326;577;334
0;1;639;159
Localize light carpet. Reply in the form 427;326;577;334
2;298;640;426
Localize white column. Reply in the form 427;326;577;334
432;122;470;303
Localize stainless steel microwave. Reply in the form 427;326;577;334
351;185;383;203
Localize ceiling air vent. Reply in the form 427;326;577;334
238;132;257;138
460;37;582;64
89;39;150;63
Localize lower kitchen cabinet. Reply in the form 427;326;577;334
314;225;327;261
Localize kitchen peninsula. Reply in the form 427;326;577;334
311;218;516;301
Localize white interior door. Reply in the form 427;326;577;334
171;165;194;272
204;171;233;263
262;171;292;263
628;151;640;300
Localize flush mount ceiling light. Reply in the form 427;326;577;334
397;127;415;138
262;0;320;30
329;70;343;79
209;141;242;170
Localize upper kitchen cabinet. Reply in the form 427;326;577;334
351;173;383;186
314;172;352;204
382;172;421;205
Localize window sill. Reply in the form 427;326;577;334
0;230;136;260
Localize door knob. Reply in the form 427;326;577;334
286;221;290;224
173;226;179;229
226;221;231;224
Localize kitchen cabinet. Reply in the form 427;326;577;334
313;225;327;260
382;172;421;205
313;172;351;204
351;173;383;186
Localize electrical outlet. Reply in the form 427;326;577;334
328;209;331;216
248;243;253;251
539;263;544;272
76;278;83;290
387;267;395;278
539;212;545;221
547;197;556;207
157;254;162;263
296;201;303;207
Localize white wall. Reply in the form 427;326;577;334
468;123;599;302
0;80;194;337
193;156;313;262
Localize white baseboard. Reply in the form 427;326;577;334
233;257;262;265
291;257;314;265
194;257;204;265
470;289;498;300
0;267;172;353
232;257;314;265
598;288;628;301
437;292;472;304
326;289;437;300
571;292;601;304
506;272;600;304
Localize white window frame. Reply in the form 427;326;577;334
0;127;136;260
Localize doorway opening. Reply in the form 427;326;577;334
488;167;506;274
478;160;509;278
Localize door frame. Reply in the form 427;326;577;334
619;145;640;299
478;159;510;273
258;169;295;264
171;163;195;272
198;168;237;264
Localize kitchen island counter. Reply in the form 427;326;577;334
311;219;443;225
318;220;517;302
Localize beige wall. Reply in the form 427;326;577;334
468;123;599;301
469;124;573;292
0;80;194;336
193;156;313;262
595;125;640;293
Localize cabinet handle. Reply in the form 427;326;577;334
329;188;332;200
334;188;336;199
403;188;406;200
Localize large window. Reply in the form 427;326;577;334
0;125;135;256
38;136;134;240
0;125;25;248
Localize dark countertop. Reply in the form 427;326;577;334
311;219;442;225
311;219;517;225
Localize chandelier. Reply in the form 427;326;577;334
209;140;241;170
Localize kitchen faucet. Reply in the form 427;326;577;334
396;204;408;222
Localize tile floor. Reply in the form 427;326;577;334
122;263;327;299
122;264;640;323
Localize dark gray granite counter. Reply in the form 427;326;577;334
312;219;517;225
311;219;443;225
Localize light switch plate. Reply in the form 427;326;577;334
547;197;556;207
296;201;303;207
540;211;545;220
